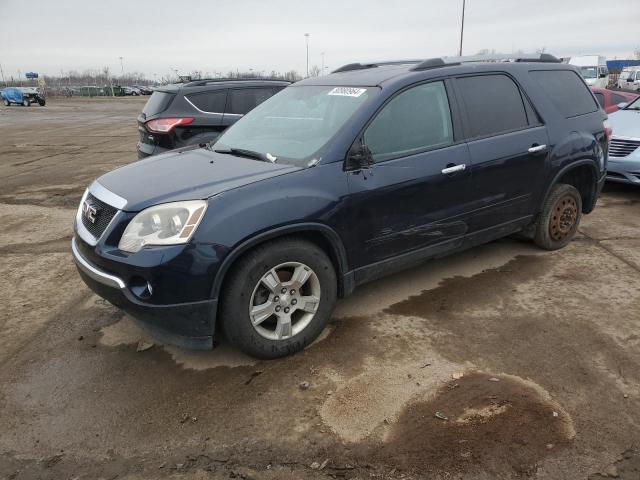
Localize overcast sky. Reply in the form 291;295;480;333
0;0;638;80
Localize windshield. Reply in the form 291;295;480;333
213;85;376;166
620;70;633;80
579;67;598;79
624;96;640;110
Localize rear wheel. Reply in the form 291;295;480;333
220;238;337;359
3;99;9;106
38;99;46;106
22;98;31;107
534;183;582;250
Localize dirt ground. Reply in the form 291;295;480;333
0;98;639;480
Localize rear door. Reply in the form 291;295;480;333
454;74;549;233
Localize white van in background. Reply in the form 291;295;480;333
569;55;609;87
618;67;640;91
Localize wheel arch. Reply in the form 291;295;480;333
211;223;352;304
542;160;600;214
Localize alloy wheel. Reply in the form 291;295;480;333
249;262;321;341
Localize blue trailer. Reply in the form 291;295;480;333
1;87;46;106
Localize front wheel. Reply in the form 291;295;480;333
534;183;582;250
22;98;31;107
2;99;9;106
220;238;337;359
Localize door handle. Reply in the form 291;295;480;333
441;164;466;175
528;144;548;154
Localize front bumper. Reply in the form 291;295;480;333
72;237;216;349
606;156;640;185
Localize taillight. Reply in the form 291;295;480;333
145;117;194;133
603;119;612;142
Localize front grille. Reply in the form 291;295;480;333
81;193;118;239
609;137;640;158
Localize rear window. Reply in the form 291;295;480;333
530;70;598;118
186;90;227;113
456;74;530;139
142;91;175;116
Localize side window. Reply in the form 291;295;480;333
594;93;605;108
364;81;454;163
529;70;598;118
186;90;227;113
611;93;628;105
456;74;529;139
226;87;279;115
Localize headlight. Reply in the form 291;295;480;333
118;200;207;253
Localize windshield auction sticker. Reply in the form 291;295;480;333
328;87;367;97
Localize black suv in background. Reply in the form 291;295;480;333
74;54;608;359
137;79;290;158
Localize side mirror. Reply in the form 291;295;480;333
345;140;374;171
617;102;628;110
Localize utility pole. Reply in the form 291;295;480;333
119;56;124;77
304;33;310;77
321;52;325;75
0;63;5;86
458;0;466;57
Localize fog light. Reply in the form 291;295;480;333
130;276;153;300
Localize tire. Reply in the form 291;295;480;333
220;238;337;359
534;183;582;251
3;99;9;106
38;99;45;106
22;98;30;107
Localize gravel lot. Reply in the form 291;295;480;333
1;98;639;480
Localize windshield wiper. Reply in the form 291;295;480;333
214;147;276;163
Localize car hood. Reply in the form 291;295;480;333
96;147;301;211
608;110;640;139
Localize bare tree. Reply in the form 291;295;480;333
309;65;321;77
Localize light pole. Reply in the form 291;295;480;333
119;56;124;76
321;52;325;75
458;0;466;57
304;33;310;77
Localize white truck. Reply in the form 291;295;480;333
569;55;609;88
618;66;640;91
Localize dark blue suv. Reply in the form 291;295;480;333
72;54;608;358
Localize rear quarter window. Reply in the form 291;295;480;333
185;90;227;113
529;70;598;118
142;91;175;116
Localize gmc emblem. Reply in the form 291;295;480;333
82;199;99;224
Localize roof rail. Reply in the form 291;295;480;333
332;53;560;75
183;78;290;87
332;59;422;74
411;53;560;70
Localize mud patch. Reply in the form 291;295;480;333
589;449;640;479
367;372;574;476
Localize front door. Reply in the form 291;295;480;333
346;80;475;280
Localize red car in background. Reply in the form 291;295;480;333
591;87;639;114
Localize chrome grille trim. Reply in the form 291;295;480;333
609;136;640;158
